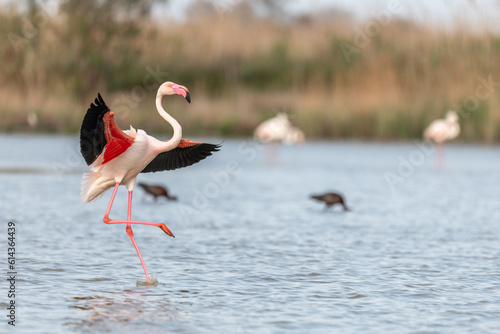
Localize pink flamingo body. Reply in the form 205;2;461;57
253;113;305;145
423;111;460;167
80;82;220;283
253;113;305;163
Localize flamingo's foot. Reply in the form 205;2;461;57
159;224;175;238
103;217;175;238
137;272;158;287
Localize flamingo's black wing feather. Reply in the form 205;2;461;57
141;143;221;173
80;93;110;165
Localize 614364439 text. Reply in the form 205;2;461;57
7;221;16;327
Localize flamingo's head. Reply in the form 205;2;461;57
445;110;458;124
158;81;191;103
276;112;289;121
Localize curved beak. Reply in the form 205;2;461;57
171;83;191;104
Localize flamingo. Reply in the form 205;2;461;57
423;111;460;166
253;113;305;162
138;183;177;201
253;113;305;145
79;81;220;283
310;192;349;211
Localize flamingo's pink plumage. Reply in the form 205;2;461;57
79;82;220;282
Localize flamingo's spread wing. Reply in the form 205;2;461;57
101;112;134;164
141;139;221;173
80;93;134;166
80;93;109;165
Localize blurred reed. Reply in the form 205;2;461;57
1;4;499;142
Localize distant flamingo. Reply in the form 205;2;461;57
79;81;220;283
253;113;305;162
253;113;305;145
423;111;460;166
310;192;349;211
138;183;177;201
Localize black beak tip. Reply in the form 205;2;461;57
185;92;191;104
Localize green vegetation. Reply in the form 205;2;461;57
1;1;500;141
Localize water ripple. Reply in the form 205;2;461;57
1;137;500;333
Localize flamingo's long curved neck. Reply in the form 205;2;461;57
154;92;182;153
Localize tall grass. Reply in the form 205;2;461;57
1;7;500;141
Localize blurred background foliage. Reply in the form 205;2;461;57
1;0;500;141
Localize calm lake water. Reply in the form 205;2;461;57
1;134;499;333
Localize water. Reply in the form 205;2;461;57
1;134;499;333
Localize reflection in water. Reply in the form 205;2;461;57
66;286;179;332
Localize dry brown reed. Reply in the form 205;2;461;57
1;8;499;141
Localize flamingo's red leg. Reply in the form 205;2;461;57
103;182;120;221
125;223;150;282
125;191;150;282
437;142;444;168
267;141;278;164
102;183;174;282
104;219;174;237
103;183;175;237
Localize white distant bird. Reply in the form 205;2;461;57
254;113;305;145
424;111;460;143
423;111;460;165
27;111;38;128
254;113;305;162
